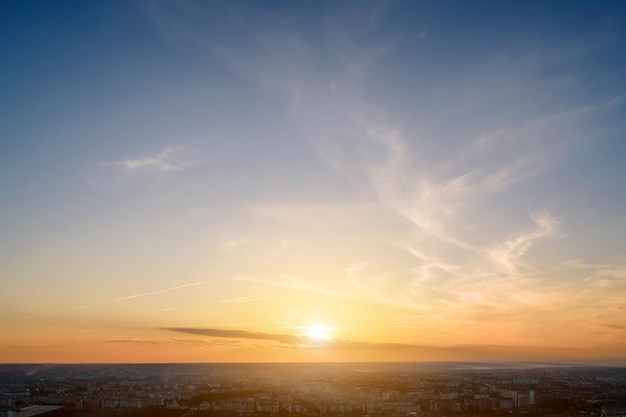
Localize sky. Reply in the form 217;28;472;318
1;0;626;364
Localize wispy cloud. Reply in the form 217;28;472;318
561;260;613;269
105;147;196;173
88;147;203;190
163;326;426;350
116;281;208;301
603;324;626;330
106;339;158;345
488;210;561;274
160;327;614;359
164;327;305;345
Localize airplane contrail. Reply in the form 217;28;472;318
116;281;208;301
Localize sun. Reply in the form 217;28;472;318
303;325;334;341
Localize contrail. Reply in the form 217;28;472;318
116;281;207;301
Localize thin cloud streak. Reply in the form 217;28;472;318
106;339;158;345
164;327;304;345
87;146;204;190
163;327;427;350
160;327;616;359
116;281;208;301
105;147;200;173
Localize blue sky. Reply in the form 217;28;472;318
1;1;626;362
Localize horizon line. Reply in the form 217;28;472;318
2;359;626;366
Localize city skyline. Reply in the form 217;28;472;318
1;1;626;363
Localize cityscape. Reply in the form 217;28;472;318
2;364;626;417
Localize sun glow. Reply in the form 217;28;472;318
303;326;334;341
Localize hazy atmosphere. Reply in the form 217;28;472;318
1;0;626;363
